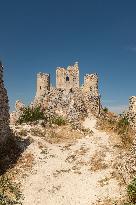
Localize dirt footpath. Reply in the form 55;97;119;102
21;117;126;205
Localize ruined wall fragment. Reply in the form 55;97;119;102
10;100;25;124
0;61;10;146
128;96;136;130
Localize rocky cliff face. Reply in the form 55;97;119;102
0;62;10;147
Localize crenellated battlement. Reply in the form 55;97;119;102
36;62;98;97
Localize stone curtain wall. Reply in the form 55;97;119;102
0;62;10;146
33;86;100;123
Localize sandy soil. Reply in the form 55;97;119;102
19;117;126;205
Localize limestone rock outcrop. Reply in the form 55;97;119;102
10;100;25;124
0;61;10;146
126;96;136;130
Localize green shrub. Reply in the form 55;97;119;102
0;175;22;204
117;116;129;128
18;106;45;124
124;178;136;205
116;116;134;147
127;178;136;203
103;107;108;113
50;116;66;126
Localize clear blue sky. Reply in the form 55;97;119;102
0;0;136;113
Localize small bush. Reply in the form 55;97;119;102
98;113;134;149
50;116;66;126
127;178;136;203
116;116;134;147
117;116;129;128
124;178;136;205
0;175;22;204
18;106;45;124
18;129;28;136
103;107;108;113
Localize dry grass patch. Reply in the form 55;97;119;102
48;185;61;194
98;177;110;187
17;128;28;136
97;112;135;149
93;198;125;205
89;151;108;172
60;143;73;151
17;152;34;171
0;174;22;205
8;152;35;182
65;154;77;163
98;170;126;188
65;146;89;164
30;124;83;143
111;163;128;186
74;146;89;156
53;169;71;177
50;125;83;143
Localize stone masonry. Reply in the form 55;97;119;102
33;62;101;122
0;61;10;146
10;100;25;124
56;62;79;92
83;73;99;95
127;96;136;130
36;73;50;98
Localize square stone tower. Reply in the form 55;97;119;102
36;72;50;98
56;62;79;91
83;73;99;96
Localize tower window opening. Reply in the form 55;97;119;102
66;76;69;81
40;86;41;90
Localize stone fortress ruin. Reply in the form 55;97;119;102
10;62;101;125
9;61;136;130
33;62;100;123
